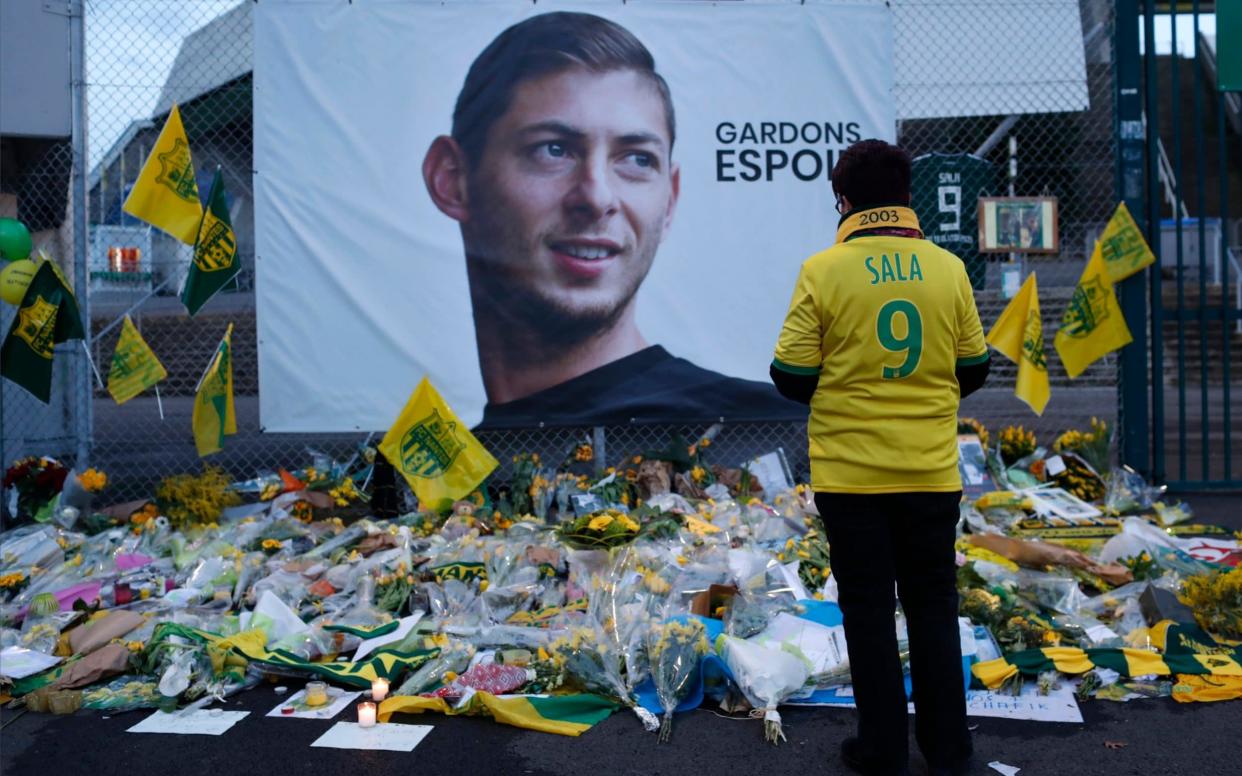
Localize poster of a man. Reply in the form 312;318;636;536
254;2;895;433
421;12;804;428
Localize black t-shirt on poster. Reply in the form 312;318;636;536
476;346;807;429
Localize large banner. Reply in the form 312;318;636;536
254;1;894;432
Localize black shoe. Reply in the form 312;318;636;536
842;737;911;776
924;762;972;776
924;754;973;776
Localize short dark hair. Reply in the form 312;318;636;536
451;12;676;166
831;139;912;210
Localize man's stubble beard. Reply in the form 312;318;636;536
465;250;651;353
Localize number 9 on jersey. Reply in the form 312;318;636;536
876;299;923;379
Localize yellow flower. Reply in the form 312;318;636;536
698;437;711;449
262;539;283;551
618;515;640;532
126;640;144;652
691;466;707;484
0;572;25;588
78;468;108;492
588;514;614;532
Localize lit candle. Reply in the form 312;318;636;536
304;681;328;707
357;701;377;727
371;678;389;702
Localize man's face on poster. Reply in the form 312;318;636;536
457;67;680;336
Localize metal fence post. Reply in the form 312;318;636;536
70;0;93;468
592;426;607;473
1114;0;1150;477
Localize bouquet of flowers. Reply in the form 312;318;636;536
154;466;242;529
1180;567;1242;640
3;457;69;521
1047;451;1106;502
646;617;710;742
557;509;642;550
998;425;1037;467
0;570;30;602
717;634;810;743
546;624;659;731
1053;418;1112;475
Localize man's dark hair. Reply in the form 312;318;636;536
452;12;676;166
831;139;912;210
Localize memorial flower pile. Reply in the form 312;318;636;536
0;422;1238;740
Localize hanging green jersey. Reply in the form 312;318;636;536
911;153;996;290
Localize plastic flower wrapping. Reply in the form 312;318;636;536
0;424;1239;734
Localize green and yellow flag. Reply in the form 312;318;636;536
192;323;236;457
986;272;1050;415
122;105;203;244
107;315;167;404
0;260;85;403
378;692;619;737
971;621;1242;690
1097;202;1156;283
182;167;239;316
1054;248;1133;378
378;377;499;509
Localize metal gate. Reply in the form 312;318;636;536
1117;0;1242;489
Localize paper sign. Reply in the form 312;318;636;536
791;682;1082;723
1024;487;1102;522
267;687;361;720
743;450;794;494
965;682;1083;723
311;721;434;752
1044;455;1066;477
353;612;424;662
128;709;249;735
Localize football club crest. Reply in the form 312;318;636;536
1022;310;1047;371
400;409;465;478
155;139;199;203
194;209;237;272
1060;276;1109;338
15;295;58;359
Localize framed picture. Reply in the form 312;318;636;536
978;196;1059;253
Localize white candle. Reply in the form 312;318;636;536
371;678;389;702
357;701;377;727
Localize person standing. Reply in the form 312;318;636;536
770;139;990;776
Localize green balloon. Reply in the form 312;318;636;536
0;218;32;260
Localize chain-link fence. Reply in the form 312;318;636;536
3;0;1128;505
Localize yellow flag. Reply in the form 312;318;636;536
1054;248;1133;378
986;273;1050;415
1097;202;1155;283
107;315;167;404
122;105;203;244
379;377;498;509
192;323;236;457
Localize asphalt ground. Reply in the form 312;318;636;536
2;495;1239;776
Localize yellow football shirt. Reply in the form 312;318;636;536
773;206;987;494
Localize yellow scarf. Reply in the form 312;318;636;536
836;205;923;244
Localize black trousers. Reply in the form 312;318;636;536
815;491;972;773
